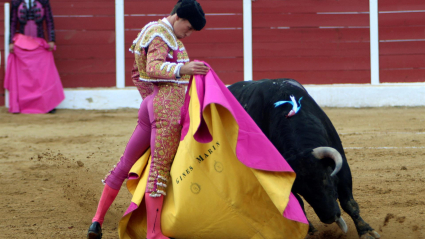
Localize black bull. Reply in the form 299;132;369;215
228;79;380;239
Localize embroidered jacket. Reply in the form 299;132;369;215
9;0;55;43
129;20;191;84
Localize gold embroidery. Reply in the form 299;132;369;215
140;22;178;50
146;84;185;195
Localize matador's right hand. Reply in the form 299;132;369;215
180;61;209;75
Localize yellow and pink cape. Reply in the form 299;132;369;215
119;63;309;239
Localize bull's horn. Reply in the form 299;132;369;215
336;217;348;233
312;147;343;177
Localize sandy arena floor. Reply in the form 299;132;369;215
0;106;424;239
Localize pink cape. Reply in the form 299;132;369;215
4;34;64;114
180;62;308;224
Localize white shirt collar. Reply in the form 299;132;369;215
162;18;173;30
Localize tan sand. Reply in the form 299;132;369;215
0;106;424;239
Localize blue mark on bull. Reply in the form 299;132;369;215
274;95;303;117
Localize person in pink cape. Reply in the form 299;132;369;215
4;0;64;114
86;0;209;238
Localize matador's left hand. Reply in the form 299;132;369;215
48;42;55;51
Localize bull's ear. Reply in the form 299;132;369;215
285;152;310;170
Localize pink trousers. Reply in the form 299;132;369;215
104;83;185;196
104;92;154;190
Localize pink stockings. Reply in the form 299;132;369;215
145;193;168;239
92;184;119;225
91;189;169;238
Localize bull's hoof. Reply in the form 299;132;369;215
360;230;381;239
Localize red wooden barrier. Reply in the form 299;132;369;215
253;28;370;43
125;1;243;15
49;1;116;88
380;26;425;40
379;0;425;11
252;0;371;84
379;1;425;83
1;0;424;107
251;0;369;13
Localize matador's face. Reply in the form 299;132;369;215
173;18;194;39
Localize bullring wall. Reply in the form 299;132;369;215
1;0;424;107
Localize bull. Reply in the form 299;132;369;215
228;79;380;239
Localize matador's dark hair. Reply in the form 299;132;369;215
176;0;206;31
170;0;183;15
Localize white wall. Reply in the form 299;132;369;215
56;83;425;110
57;87;142;110
306;83;425;107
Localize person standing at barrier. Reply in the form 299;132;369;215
86;0;208;238
5;0;64;114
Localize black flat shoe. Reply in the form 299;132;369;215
87;222;102;239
